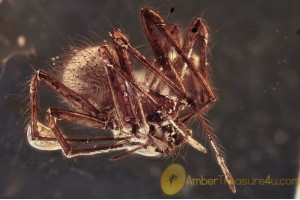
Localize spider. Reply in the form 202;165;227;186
26;7;236;193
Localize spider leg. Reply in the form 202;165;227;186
28;73;60;151
180;19;207;105
36;70;101;116
182;18;211;108
43;111;141;158
40;114;135;158
31;107;131;146
141;11;185;92
108;34;150;135
48;108;111;130
161;25;183;54
177;19;214;123
161;25;185;75
28;70;109;149
99;46;130;131
99;46;148;136
181;18;209;77
141;8;216;103
48;108;144;158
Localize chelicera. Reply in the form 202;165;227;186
27;7;236;193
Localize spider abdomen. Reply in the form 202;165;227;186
61;47;113;111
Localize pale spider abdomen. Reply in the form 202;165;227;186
62;46;113;111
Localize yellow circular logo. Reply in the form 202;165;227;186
160;163;186;196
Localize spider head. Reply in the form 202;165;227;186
162;124;186;154
146;121;186;155
142;120;207;157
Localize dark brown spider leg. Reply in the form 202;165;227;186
45;112;140;158
48;108;110;129
181;18;210;105
141;11;186;93
109;31;149;135
48;108;132;143
162;25;184;75
28;73;59;145
177;19;214;123
36;70;101;117
153;24;184;92
178;18;211;123
29;73;41;140
105;36;136;131
105;60;128;130
141;8;216;103
161;25;183;54
125;83;149;135
27;74;58;152
99;48;127;130
28;70;109;150
181;18;209;75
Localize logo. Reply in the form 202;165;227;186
160;163;186;195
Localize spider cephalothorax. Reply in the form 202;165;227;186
26;8;236;193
